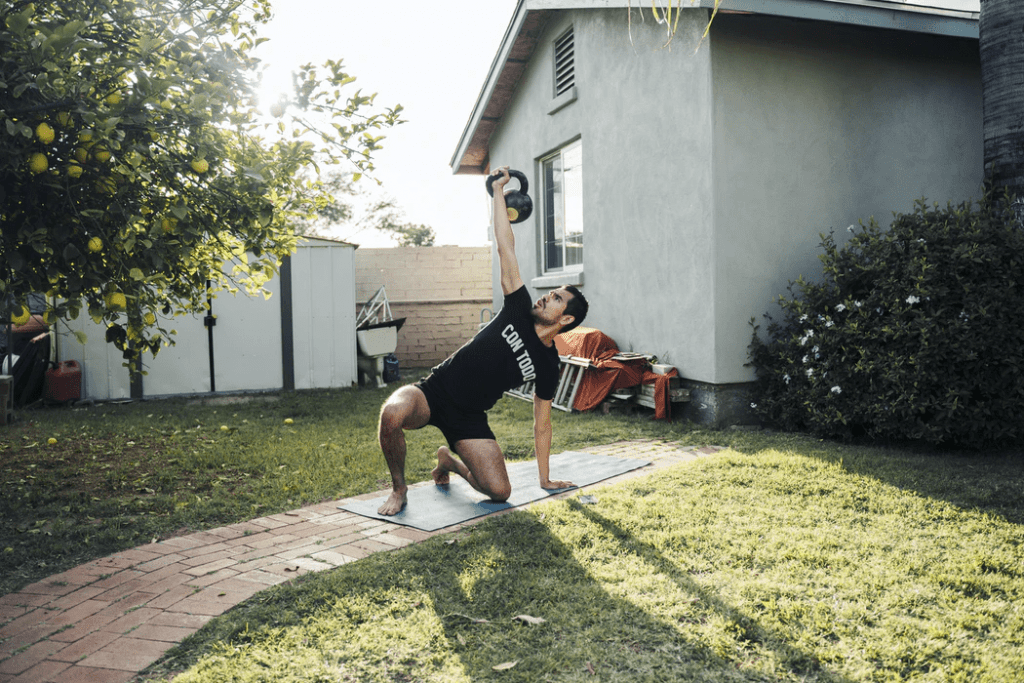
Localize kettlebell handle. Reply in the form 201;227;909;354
486;169;529;197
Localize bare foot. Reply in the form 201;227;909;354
431;446;455;485
377;489;407;516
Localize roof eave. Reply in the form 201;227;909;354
450;0;979;176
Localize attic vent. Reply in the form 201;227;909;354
554;28;575;97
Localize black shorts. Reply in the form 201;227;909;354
416;378;496;451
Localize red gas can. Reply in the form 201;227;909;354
45;360;82;403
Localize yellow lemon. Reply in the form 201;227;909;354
74;147;89;164
105;292;127;310
160;218;173;233
160;99;172;110
284;418;294;425
87;236;103;253
220;425;230;432
92;147;111;163
79;131;93;144
29;152;48;174
47;438;57;445
35;122;55;145
67;163;83;178
190;158;209;173
143;312;156;325
105;92;122;106
11;306;31;326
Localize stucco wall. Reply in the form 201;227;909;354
483;7;983;399
711;14;984;383
355;246;491;368
485;8;716;370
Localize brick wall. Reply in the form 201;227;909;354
355;246;493;369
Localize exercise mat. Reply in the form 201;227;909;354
340;451;650;531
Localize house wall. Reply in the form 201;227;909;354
710;14;984;384
485;8;717;371
482;7;982;423
355;246;492;368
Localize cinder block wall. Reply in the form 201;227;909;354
355;246;492;369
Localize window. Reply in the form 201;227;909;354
554;27;575;97
542;139;583;273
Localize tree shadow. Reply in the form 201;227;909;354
411;509;854;682
147;507;856;681
727;437;1024;526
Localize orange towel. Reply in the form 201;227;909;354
641;367;679;420
554;327;675;419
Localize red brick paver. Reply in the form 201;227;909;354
0;441;724;682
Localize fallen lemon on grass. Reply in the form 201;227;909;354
284;418;294;425
190;159;209;173
35;122;55;145
47;438;57;445
29;152;48;174
88;236;103;253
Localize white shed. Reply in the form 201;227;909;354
58;237;358;401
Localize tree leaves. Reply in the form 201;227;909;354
1;0;401;367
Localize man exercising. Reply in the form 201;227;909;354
376;166;589;515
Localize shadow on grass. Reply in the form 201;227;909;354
147;509;853;682
561;498;851;682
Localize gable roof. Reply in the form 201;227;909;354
450;0;980;175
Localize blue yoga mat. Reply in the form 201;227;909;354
340;451;650;531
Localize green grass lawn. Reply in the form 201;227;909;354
0;373;710;596
3;377;1023;682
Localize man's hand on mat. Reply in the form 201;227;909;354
541;478;574;490
378;490;407;516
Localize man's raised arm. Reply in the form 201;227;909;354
491;166;524;295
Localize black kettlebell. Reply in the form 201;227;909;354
486;169;533;224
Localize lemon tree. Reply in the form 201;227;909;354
0;0;403;367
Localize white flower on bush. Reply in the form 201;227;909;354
959;311;969;321
750;402;758;409
854;300;863;308
825;320;834;328
906;295;920;305
835;303;846;313
806;368;814;377
799;314;808;323
783;374;791;384
847;225;856;233
831;386;842;394
802;355;809;363
812;345;819;353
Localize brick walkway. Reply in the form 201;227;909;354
0;441;724;682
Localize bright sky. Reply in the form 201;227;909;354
254;0;519;248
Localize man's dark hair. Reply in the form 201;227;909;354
561;285;588;333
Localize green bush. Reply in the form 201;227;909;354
748;188;1024;446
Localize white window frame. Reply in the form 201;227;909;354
539;139;583;276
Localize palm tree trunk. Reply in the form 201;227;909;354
980;0;1024;214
